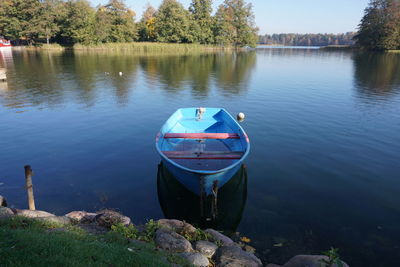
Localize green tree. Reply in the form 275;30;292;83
381;0;400;49
214;0;258;47
37;0;66;44
354;0;387;50
95;0;137;43
61;0;96;45
214;4;235;46
138;4;157;41
154;0;193;43
189;0;214;44
354;0;400;50
94;6;113;43
0;0;41;45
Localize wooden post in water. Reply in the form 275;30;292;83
211;180;219;220
24;165;35;210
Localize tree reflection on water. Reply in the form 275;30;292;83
353;52;400;99
0;50;256;111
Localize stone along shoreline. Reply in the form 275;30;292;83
0;195;348;267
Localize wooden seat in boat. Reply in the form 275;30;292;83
164;133;240;139
162;151;244;160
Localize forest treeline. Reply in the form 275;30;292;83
354;0;400;50
0;0;258;47
258;33;356;46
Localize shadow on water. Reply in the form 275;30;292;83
353;52;400;99
157;162;248;234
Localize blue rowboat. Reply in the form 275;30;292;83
156;108;250;195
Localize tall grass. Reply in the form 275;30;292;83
18;42;243;55
72;42;231;52
21;43;66;50
320;45;355;51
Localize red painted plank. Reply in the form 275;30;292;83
164;133;240;139
163;151;243;160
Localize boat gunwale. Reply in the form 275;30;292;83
155;108;250;175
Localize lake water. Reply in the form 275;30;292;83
1;47;400;266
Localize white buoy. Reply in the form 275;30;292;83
0;68;6;81
119;72;123;76
237;112;245;122
196;107;206;120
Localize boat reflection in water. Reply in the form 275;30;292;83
157;162;248;234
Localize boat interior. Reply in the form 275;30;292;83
158;108;249;171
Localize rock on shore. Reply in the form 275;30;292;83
158;218;196;234
0;197;351;267
155;228;193;253
65;211;97;223
205;228;236;246
178;252;209;267
13;209;55;218
95;209;131;228
215;245;263;267
194;240;218;258
0;207;13;219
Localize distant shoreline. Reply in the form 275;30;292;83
258;44;356;50
9;43;399;53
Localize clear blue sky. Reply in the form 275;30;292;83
89;0;370;34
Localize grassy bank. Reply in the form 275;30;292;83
0;216;187;267
320;45;356;51
23;42;232;53
73;42;226;52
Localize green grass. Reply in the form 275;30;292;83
181;228;213;243
0;217;187;267
320;45;355;50
18;41;240;55
72;42;229;52
22;43;66;50
19;41;235;55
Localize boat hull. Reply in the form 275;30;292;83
162;157;242;195
156;108;250;196
157;162;248;232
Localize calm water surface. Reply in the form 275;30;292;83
1;48;400;266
